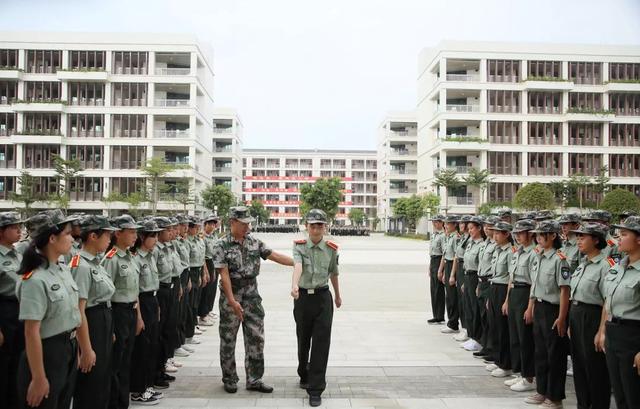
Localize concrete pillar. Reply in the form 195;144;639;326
439;57;447;81
190;52;198;76
105;51;113;73
148;82;155;107
18;50;26;70
562;61;569;80
16;144;23;169
521;60;527;81
480;89;488;113
148;52;156;75
522;121;528;146
189;83;197;106
602;62;609;83
521;152;528;177
103;146;111;170
439;88;447;112
479;59;487;82
62;50;69;70
562;153;569;177
521;90;528;114
147;114;154;139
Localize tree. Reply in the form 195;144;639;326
392;195;425;232
592;166;611;206
463;168;493;211
248;200;270;224
123;192;147;218
50;154;83;213
548;180;571;211
348;208;366;227
600;188;640;217
102;191;124;217
201;183;235;219
299;177;343;222
513;183;555;211
432;169;460;214
172;178;195;213
11;171;39;217
140;157;179;215
568;173;592;211
421;192;441;218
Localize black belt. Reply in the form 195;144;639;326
231;277;256;286
465;270;478;275
512;282;531;288
140;291;157;297
492;282;508;287
86;302;109;311
479;276;490;282
610;316;640;327
430;255;443;259
0;295;18;303
112;301;137;309
48;329;77;341
299;286;330;295
536;299;557;305
571;300;601;309
160;282;174;289
457;258;464;262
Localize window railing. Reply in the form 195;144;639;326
154;129;190;138
213;128;233;134
445;104;480;113
449;196;474;205
69;97;104;106
154;67;190;76
155;99;190;107
446;74;479;82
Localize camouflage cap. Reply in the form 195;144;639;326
488;221;513;232
305;209;328;224
612;215;640;234
111;214;142;230
140;219;163;233
460;215;472;223
619;210;638;219
570;223;608;241
169;217;179;225
534;210;555;221
154;216;177;229
512;219;536;233
467;216;484;225
48;209;81;226
496;208;513;217
484;216;500;225
228;206;254;224
445;215;460;223
558;213;582;224
203;213;220;223
79;215;119;232
518;211;537;221
175;214;190;225
0;211;24;228
69;213;86;226
429;214;445;222
29;210;80;238
582;210;612;223
188;215;201;225
531;220;561;234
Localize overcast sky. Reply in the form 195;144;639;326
3;0;640;149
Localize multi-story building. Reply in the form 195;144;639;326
242;149;378;225
0;31;215;214
417;41;640;214
212;107;243;198
377;111;418;231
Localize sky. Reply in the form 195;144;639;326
2;0;640;150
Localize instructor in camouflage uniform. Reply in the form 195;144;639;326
213;206;294;394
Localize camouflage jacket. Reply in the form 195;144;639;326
212;234;272;280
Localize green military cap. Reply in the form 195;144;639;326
429;214;445;222
79;215;119;232
140;219;163;233
460;215;472;223
188;215;201;225
154;216;176;229
175;214;189;225
618;210;638;219
570;223;608;241
534;210;555;221
468;216;484;225
306;209;328;224
518;211;537;221
445;215;460;223
582;210;612;223
203;213;220;223
228;206;254;224
512;219;536;233
111;214;142;230
29;210;80;238
496;208;513;217
488;221;513;232
169;216;179;225
484;216;500;225
612;215;640;234
0;211;24;227
558;213;581;224
69;212;86;226
531;220;561;234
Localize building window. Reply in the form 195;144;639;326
528;152;562;176
610;123;640;147
488;152;521;175
23;113;61;135
68;114;104;137
569;153;602;176
528;122;561;145
68;177;103;201
69;51;106;70
0;113;16;136
487;60;520;82
569;92;603;110
569;123;602;146
112;83;147;106
528;92;562;114
23;145;59;169
609;154;640;177
111;146;146;169
112;51;148;75
68;145;103;169
609;63;640;82
0;49;18;68
0;176;15;199
110;177;146;195
68;83;105;105
0;144;15;168
26;50;62;74
488;183;520;203
24;81;62;102
111;114;146;138
488;90;520;113
488;121;520;144
569;61;602;85
0;81;18;104
610;93;640;116
527;60;562;79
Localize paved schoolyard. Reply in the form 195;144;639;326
155;233;579;408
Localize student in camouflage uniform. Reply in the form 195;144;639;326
15;210;81;409
598;216;640;409
0;211;24;409
213;206;294;394
291;209;341;407
102;215;144;409
198;214;220;326
427;215;446;325
568;223;611;409
70;215;118;409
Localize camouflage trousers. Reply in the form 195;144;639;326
219;278;265;385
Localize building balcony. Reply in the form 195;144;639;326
566;108;616;122
388;130;418;137
390;149;417;157
214;146;233;153
444;104;480;113
215;166;233;173
213;127;233;134
68;97;105;106
488;105;520;114
11;131;63;144
154;129;190;138
449;196;474;205
112;129;146;138
523;78;574;91
0;67;22;80
390;169;417;176
446;74;480;82
528;106;562;115
390;187;416;194
11;100;66;112
154;67;191;76
0;129;15;137
154;99;190;108
56;69;109;82
69;129;104;138
445;165;473;174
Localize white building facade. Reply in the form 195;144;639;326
417;41;640;214
0;31;217;214
212;107;243;198
242;149;378;226
376;111;418;231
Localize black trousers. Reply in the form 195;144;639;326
178;269;191;346
157;283;175;373
508;286;535;378
294;290;333;397
477;279;492;354
569;303;610;409
429;255;445;321
17;332;78;409
455;259;466;330
198;259;217;317
130;293;159;394
533;300;569;402
463;273;480;340
168;276;181;354
488;283;511;370
0;298;23;409
187;267;202;337
110;303;137;409
443;259;459;330
605;321;640;409
74;304;113;409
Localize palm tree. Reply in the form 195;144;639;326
463;168;493;212
432;169;461;214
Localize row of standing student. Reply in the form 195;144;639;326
0;210;221;409
428;210;640;409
